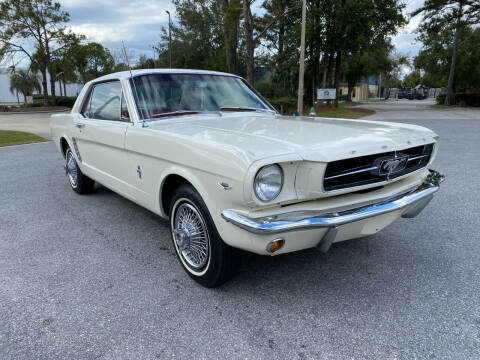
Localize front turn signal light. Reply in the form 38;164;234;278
266;238;285;253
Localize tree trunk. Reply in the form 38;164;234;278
224;0;239;74
59;80;63;97
278;25;284;58
45;36;56;104
63;79;67;97
445;22;461;106
347;82;354;102
242;0;254;85
384;73;391;100
41;68;49;106
49;66;56;104
333;50;342;108
321;52;329;88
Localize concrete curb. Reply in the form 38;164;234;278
0;140;52;149
0;109;70;115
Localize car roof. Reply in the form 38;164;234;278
92;68;240;82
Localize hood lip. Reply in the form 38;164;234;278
148;113;438;163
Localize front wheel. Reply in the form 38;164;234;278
65;148;95;194
169;184;237;287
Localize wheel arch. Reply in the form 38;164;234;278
160;173;194;217
60;136;69;158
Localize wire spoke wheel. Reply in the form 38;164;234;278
173;202;210;271
66;150;78;188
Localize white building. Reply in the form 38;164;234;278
0;68;83;103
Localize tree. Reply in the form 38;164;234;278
67;42;115;83
415;25;480;93
9;69;41;102
157;0;406;108
412;0;480;105
261;0;405;107
383;54;409;97
135;54;156;69
328;0;405;107
260;0;301;95
402;70;422;88
154;0;227;71
0;0;70;105
342;39;392;101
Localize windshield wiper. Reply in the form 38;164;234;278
220;106;273;113
150;110;200;119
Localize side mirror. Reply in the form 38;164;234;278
121;109;130;122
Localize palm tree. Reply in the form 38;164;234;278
9;69;42;103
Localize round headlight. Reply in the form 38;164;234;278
254;164;283;202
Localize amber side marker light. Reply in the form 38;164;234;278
266;238;285;253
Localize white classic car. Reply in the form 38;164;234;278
50;69;444;287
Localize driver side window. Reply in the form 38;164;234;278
83;81;122;121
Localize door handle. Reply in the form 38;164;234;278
75;123;86;129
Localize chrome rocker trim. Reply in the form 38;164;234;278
221;170;444;236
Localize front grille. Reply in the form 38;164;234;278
323;144;434;191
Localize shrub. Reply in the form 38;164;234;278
255;81;291;99
22;103;38;108
436;94;445;105
456;93;480;107
30;94;54;106
267;96;298;114
55;96;77;108
255;81;275;99
437;93;480;107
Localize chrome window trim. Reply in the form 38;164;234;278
85;80;126;122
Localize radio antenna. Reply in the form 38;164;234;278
121;41;148;127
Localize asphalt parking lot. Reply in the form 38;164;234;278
1;101;480;359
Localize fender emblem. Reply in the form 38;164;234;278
219;182;232;190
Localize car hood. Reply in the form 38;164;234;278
148;113;437;162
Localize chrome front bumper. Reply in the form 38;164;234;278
221;170;444;237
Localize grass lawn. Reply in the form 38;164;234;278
308;103;375;119
431;104;480;110
0;130;47;147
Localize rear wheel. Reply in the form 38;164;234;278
169;184;237;287
65;148;94;194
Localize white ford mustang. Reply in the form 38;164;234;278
50;69;444;287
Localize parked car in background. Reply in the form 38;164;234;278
398;88;407;99
407;85;429;100
50;69;444;287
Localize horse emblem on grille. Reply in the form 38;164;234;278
372;154;409;177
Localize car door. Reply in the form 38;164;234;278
73;80;132;193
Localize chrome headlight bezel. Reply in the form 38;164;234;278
253;164;284;202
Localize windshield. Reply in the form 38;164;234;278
130;73;274;120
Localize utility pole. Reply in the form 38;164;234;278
297;0;306;115
166;10;172;68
